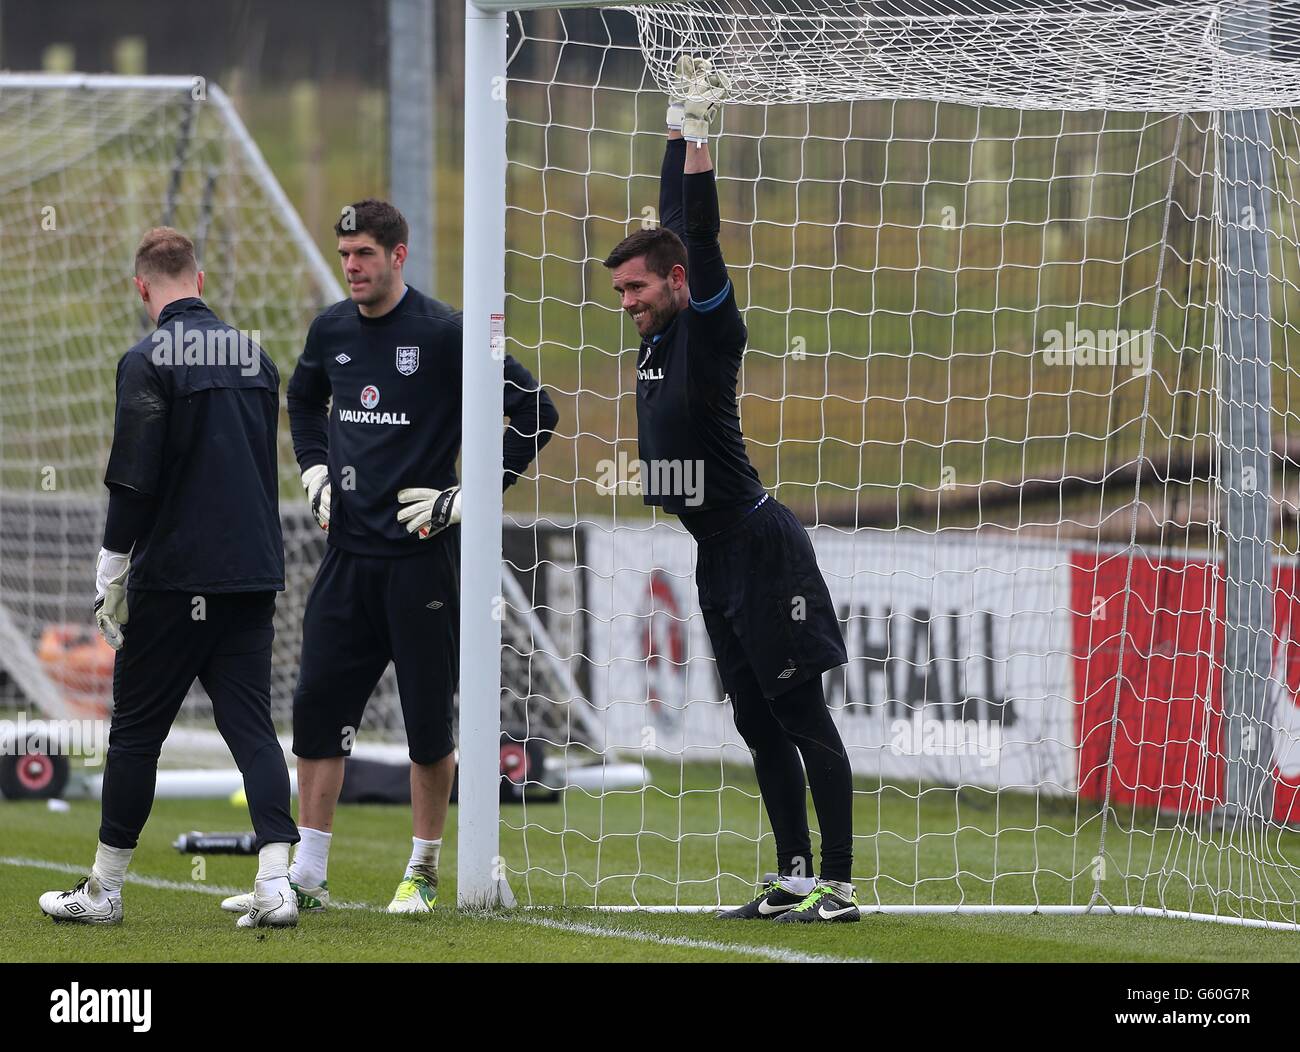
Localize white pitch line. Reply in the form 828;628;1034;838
0;855;376;911
3;856;871;961
2;855;246;899
496;913;873;964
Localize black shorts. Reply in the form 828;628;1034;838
695;497;847;699
292;531;459;764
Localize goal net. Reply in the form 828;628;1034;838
489;0;1300;924
0;75;594;771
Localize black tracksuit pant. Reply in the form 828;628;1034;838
98;590;298;851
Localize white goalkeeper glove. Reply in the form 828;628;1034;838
672;54;731;145
302;464;331;532
396;486;462;540
94;547;130;651
666;70;687;130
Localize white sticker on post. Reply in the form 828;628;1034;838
490;313;505;360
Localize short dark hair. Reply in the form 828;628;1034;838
602;226;687;278
335;198;409;252
135;226;197;280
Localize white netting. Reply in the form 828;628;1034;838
0;76;585;764
629;0;1300;111
497;2;1300;921
0;77;341;732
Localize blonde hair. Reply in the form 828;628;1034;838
134;226;197;280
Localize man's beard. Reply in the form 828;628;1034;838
640;299;679;338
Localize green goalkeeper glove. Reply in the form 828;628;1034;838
672;54;731;145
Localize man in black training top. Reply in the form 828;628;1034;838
39;227;299;929
220;199;557;917
603;58;858;922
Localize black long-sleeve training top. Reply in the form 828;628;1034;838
103;297;285;592
287;285;558;557
634;138;766;532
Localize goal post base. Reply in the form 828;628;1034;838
458;877;519;911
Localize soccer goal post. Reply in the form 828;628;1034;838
461;0;1300;926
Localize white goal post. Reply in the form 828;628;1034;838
459;0;1300;925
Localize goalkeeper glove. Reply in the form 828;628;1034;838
94;547;130;651
302;464;331;532
672;54;731;145
666;71;686;130
396;486;461;540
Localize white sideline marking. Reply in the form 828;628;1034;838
3;856;870;960
0;855;372;911
2;855;246;898
495;913;873;964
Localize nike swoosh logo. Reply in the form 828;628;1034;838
818;904;859;919
638;346;653;368
757;898;797;915
249;892;286;921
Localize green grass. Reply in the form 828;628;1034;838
4;761;1300;961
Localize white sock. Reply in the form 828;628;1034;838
406;837;441;881
256;842;292;895
91;842;132;897
822;879;855;897
289;826;332;888
780;875;816;896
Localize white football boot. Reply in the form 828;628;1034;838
39;874;122;925
221;880;328;914
235;881;299;928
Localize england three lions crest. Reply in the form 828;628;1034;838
396;346;420;376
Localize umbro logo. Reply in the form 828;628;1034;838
426;600;443;610
335;353;352;365
777;666;797;680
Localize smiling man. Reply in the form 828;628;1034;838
220;199;558;918
603;58;858;923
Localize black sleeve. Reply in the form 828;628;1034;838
683;166;732;310
104;351;170;496
502;354;558;491
661;137;734;322
660;137;687;240
287;320;331;473
102;484;155;553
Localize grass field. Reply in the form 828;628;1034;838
4;760;1300;962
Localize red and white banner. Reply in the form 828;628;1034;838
1071;550;1300;822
